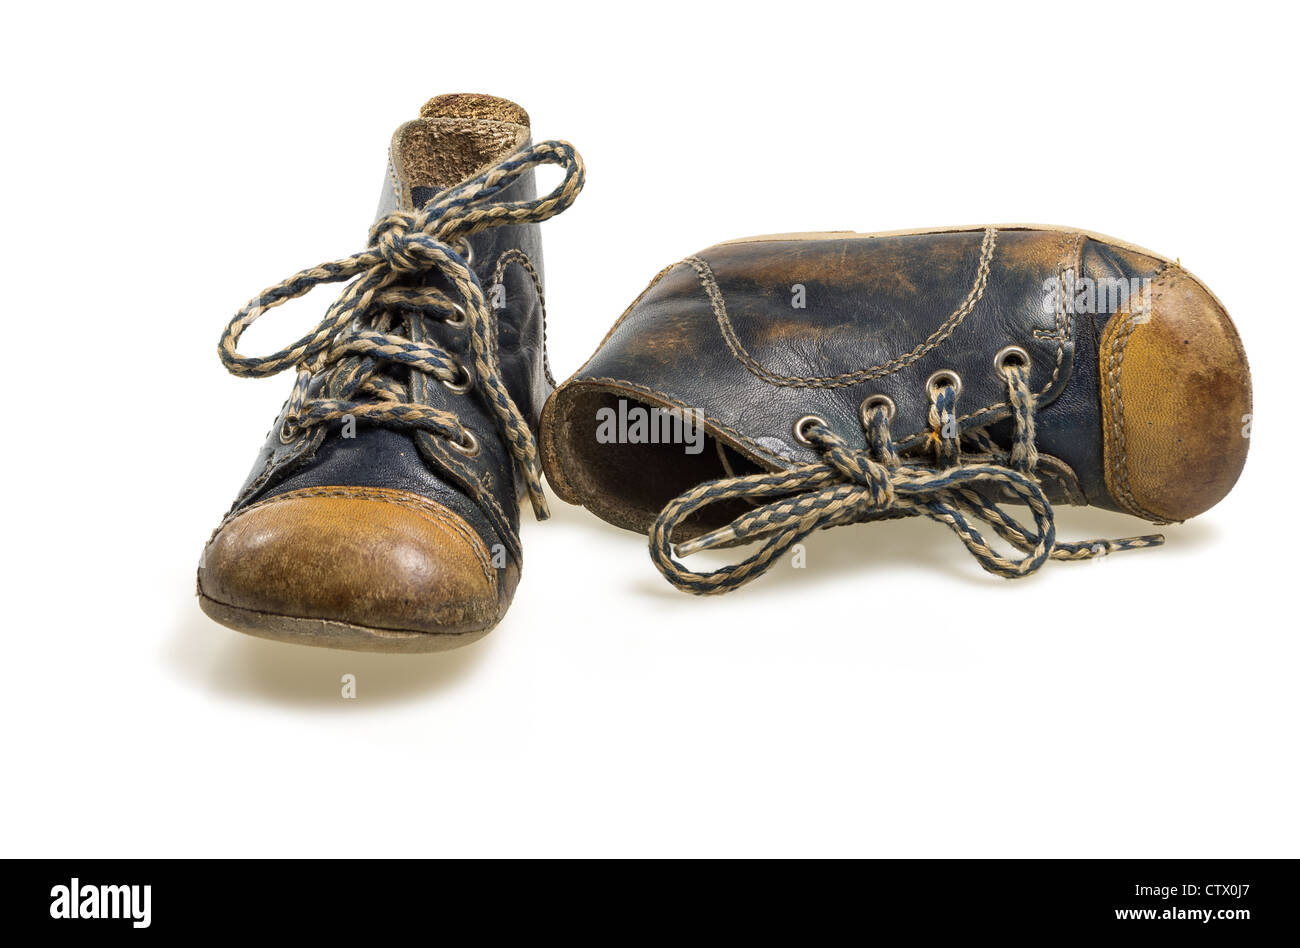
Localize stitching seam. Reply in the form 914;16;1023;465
686;226;999;388
589;230;1079;451
228;425;321;516
567;263;678;381
1103;262;1179;522
493;248;553;388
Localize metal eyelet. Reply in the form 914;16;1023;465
925;369;963;399
451;237;474;267
444;303;468;328
858;394;897;427
442;362;474;394
994;345;1031;378
449;426;480;457
792;415;828;446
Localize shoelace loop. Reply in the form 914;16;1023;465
650;364;1164;594
217;140;585;519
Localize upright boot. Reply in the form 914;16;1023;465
540;225;1251;593
198;94;584;649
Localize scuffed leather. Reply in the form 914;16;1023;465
1099;265;1251;522
225;170;550;566
202;486;506;634
543;225;1249;533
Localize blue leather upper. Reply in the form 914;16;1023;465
224;170;550;565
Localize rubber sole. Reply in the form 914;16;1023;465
198;595;492;654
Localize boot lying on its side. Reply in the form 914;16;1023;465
541;226;1251;594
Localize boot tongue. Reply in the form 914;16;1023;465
369;95;531;387
392;93;531;203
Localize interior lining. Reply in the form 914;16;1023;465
550;388;764;537
395;117;529;192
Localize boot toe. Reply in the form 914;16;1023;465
1099;266;1251;523
198;486;507;650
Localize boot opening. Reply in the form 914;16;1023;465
545;387;766;537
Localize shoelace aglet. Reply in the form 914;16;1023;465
528;488;551;522
676;525;737;557
1051;532;1166;561
1103;532;1166;552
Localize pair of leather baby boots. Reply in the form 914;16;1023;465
198;93;1251;651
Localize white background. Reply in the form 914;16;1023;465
2;1;1295;857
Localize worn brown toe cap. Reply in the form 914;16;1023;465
1100;266;1251;523
198;486;507;638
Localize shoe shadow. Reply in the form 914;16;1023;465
165;601;493;709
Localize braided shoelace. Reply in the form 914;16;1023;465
650;363;1164;594
218;140;585;520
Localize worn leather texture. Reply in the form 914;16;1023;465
200;95;551;636
202;486;513;634
542;225;1251;535
225;171;549;566
1099;265;1251;522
